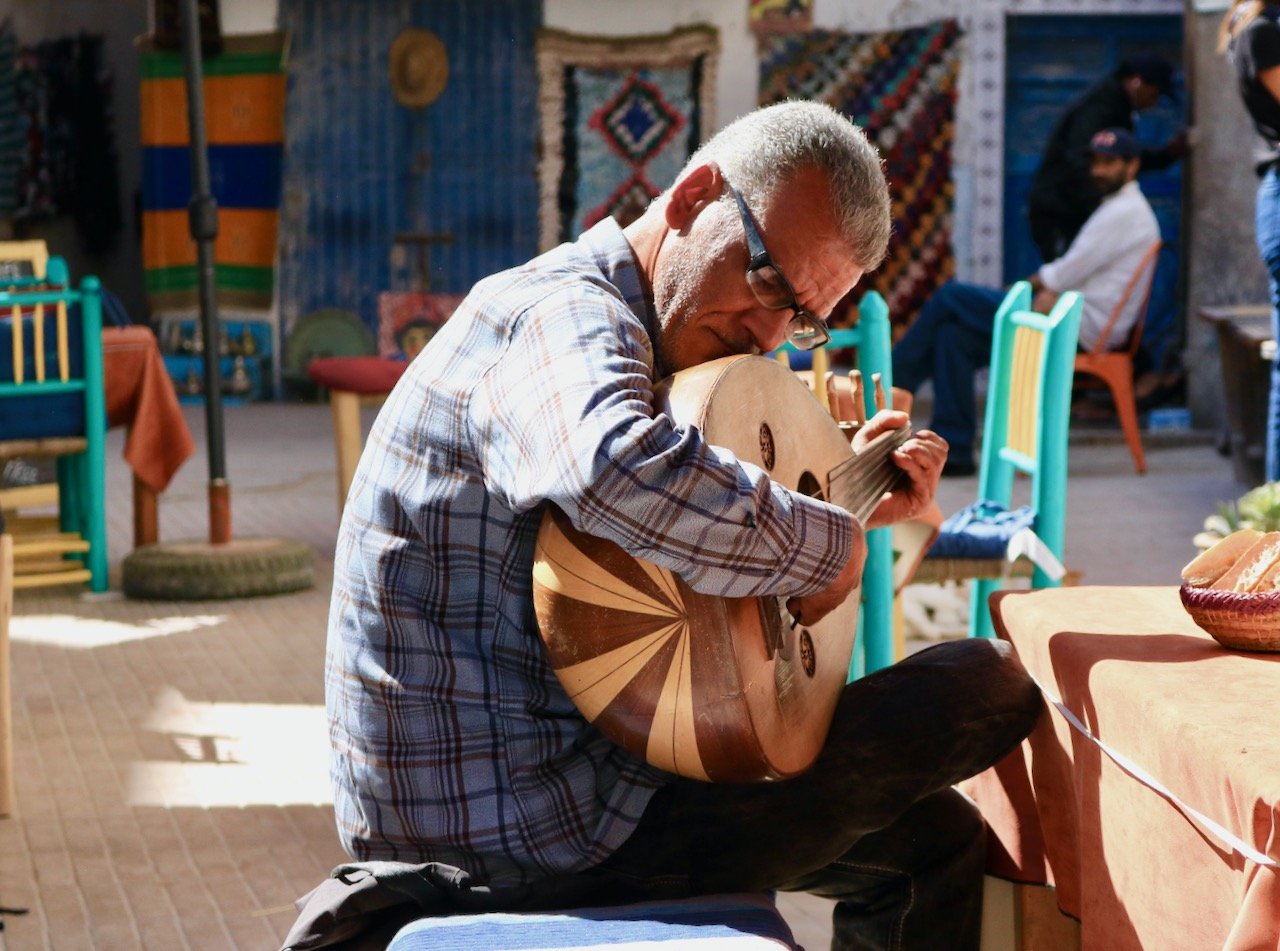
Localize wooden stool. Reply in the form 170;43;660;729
307;357;408;513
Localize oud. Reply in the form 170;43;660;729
532;355;907;783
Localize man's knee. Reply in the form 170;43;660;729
905;638;1043;741
928;280;965;312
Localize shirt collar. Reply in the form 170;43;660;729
578;218;662;371
1104;180;1141;204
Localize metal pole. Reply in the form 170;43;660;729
178;0;231;544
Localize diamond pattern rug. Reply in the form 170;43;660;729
759;21;964;329
535;26;718;251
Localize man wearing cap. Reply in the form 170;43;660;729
1027;53;1185;261
893;127;1160;476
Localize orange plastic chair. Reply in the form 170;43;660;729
1073;240;1162;475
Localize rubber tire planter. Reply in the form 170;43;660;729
122;537;315;600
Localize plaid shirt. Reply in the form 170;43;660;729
326;219;854;886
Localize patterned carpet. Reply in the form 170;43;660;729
535;26;718;251
759;21;964;330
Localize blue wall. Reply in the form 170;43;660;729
277;0;542;339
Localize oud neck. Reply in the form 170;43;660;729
826;428;909;524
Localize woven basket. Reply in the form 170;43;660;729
1179;584;1280;651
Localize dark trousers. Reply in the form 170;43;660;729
297;639;1042;951
581;638;1042;950
891;282;1006;465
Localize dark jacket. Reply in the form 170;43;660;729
1027;74;1176;253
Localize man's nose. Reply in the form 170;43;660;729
745;307;792;353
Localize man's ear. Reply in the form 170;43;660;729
665;163;724;232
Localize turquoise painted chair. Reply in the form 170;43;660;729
0;263;108;591
778;290;895;677
913;281;1082;639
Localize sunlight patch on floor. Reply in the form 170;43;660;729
9;612;225;648
127;687;331;808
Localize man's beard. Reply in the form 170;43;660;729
653;205;745;369
1093;173;1126;198
655;231;712;329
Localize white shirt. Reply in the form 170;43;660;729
1037;179;1161;351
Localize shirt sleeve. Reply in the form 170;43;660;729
1038;192;1130;293
1249;16;1280;73
470;280;854;600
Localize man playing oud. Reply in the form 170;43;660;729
325;102;1040;949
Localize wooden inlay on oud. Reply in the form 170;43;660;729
533;355;907;782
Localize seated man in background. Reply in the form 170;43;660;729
892;127;1160;476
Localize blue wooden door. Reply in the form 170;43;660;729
277;0;541;337
1004;16;1183;371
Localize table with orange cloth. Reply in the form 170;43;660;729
962;586;1280;950
102;326;195;546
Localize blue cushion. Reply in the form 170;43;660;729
926;499;1037;560
387;893;798;949
0;303;86;440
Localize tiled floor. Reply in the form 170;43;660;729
0;401;1243;950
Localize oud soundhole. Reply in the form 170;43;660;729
796;470;823;501
759;423;775;470
799;630;815;677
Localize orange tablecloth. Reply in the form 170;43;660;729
963;586;1280;951
102;326;193;493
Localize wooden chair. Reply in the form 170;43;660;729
0;240;50;281
912;282;1082;639
1073;240;1162;475
0;266;109;591
776;291;898;676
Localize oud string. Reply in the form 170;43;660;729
830;428;910;523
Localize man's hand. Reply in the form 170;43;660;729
852;410;947;529
1031;288;1061;315
786;515;866;627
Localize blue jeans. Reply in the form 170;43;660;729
891;282;1006;464
1256;166;1280;483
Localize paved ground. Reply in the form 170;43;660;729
0;400;1245;949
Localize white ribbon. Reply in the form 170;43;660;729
1031;671;1278;869
1006;527;1066;582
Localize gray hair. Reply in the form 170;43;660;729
684;101;891;271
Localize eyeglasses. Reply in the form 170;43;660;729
727;182;831;351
